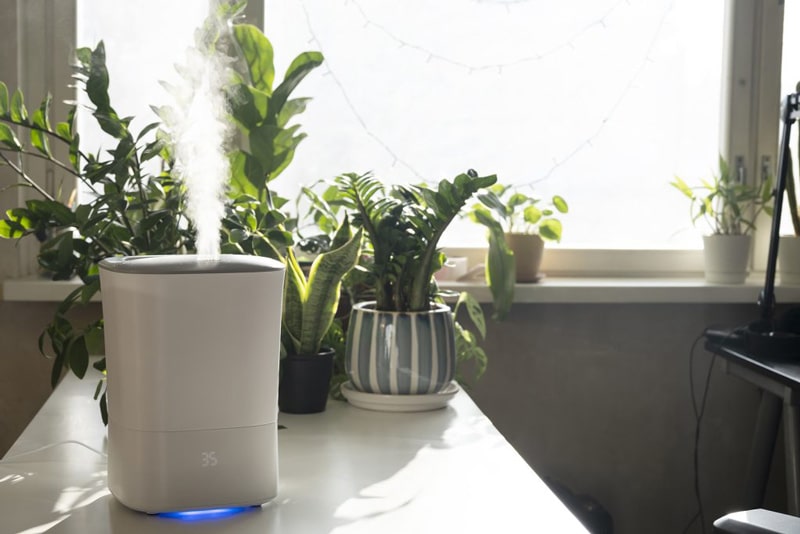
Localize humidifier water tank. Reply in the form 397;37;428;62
99;254;285;514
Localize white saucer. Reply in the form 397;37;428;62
340;382;459;412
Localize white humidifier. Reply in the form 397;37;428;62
99;254;285;514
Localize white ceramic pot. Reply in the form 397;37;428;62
345;301;456;395
779;235;800;285
702;234;751;284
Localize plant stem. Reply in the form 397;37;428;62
0;146;81;178
0;117;91;163
409;209;457;310
0;152;56;202
131;151;151;250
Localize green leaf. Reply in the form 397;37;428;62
456;291;486;339
539;219;562;241
99;391;108;425
141;139;165;162
0;82;8;116
0;122;21;150
670;176;694;199
67;336;89;378
233;24;275;93
10;88;28;123
32;93;52;130
300;226;362;354
84;322;105;355
30;129;51;156
552;195;569;213
69;132;81;170
80;279;101;305
485;228;515;320
94;110;127;138
93;378;104;400
57;232;75;266
50;346;66;388
270;52;324;121
136;121;161;142
277;97;311;128
523;205;542;225
86;42;111;111
229;149;263;197
228;84;270;130
507;192;528;209
0;218;29;239
56;122;71;139
282;249;306;353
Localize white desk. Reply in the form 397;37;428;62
0;367;588;533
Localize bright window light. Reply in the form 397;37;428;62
265;0;724;249
76;0;725;250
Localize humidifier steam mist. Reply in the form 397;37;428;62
166;5;234;260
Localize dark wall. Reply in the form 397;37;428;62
0;301;101;457
466;302;786;534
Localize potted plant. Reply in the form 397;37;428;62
202;16;360;413
671;155;773;284
333;170;495;400
0;3;336;419
467;184;568;319
0;41;199;420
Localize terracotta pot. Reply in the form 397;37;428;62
702;234;751;284
505;233;544;282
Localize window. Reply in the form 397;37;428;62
75;1;211;204
8;0;790;277
264;0;725;251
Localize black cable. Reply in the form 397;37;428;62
681;329;725;534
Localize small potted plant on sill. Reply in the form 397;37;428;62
466;184;568;320
671;155;773;284
332;170;494;403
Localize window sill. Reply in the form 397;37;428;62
439;275;800;304
5;273;800;304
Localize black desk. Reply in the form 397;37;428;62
706;341;800;514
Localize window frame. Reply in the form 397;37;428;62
0;0;787;282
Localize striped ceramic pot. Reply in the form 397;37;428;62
346;301;456;395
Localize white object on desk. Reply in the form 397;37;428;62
0;367;589;533
99;255;285;514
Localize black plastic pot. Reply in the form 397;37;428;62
278;348;335;414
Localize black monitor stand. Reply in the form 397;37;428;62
758;92;800;325
705;92;800;358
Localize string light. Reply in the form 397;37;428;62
298;0;424;179
536;0;674;183
348;0;629;72
296;0;675;187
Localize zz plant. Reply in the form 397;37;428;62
301;171;494;384
0;2;327;421
0;43;194;420
335;170;497;312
